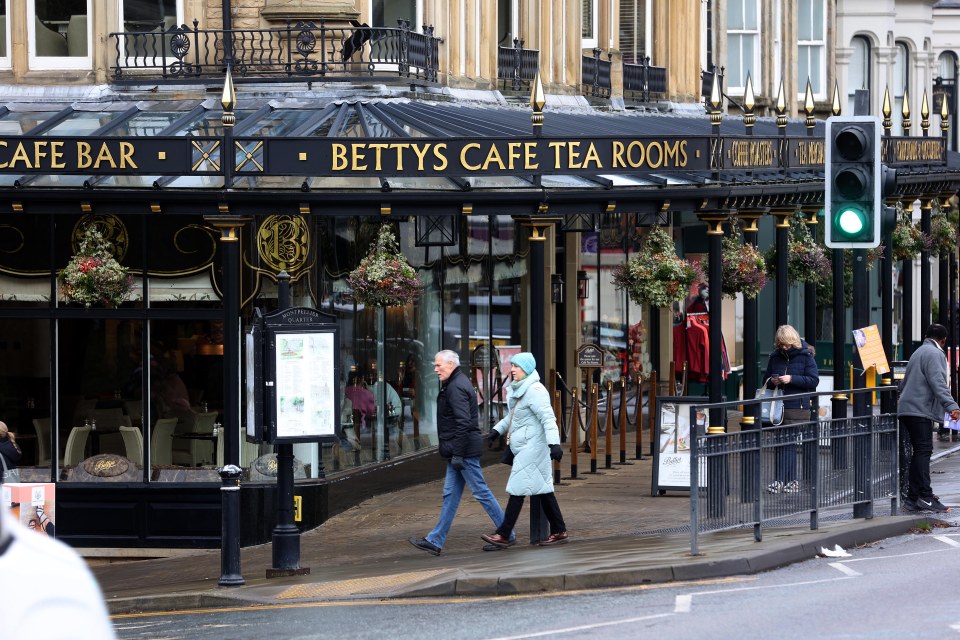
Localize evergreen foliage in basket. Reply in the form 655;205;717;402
58;225;132;308
612;226;703;307
721;227;766;299
929;208;959;256
891;204;930;261
764;213;830;286
346;224;422;307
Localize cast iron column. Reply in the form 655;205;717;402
880;205;895;413
773;209;791;330
920;197;933;331
698;212;727;427
739;210;763;423
803;208;818;347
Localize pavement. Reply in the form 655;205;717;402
94;430;960;615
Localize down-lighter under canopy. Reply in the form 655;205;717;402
0;96;955;218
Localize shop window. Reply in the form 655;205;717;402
797;0;824;99
894;41;909;135
28;0;92;70
726;0;760;92
619;0;648;64
0;1;9;68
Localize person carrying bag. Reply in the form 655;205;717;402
762;325;819;494
0;420;22;484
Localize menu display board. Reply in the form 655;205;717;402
651;396;708;494
274;332;337;439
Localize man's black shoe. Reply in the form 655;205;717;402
915;496;949;513
408;536;441;555
901;497;919;512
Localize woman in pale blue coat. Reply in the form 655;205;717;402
481;352;569;548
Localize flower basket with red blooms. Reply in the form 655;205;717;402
58;225;132;308
721;226;766;299
347;224;422;307
612;226;703;307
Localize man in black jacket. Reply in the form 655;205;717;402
409;350;512;555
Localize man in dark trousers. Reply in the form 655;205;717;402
899;324;960;513
409;349;512;554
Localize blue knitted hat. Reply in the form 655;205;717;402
511;352;537;375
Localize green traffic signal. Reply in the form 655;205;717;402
836;208;867;236
825;116;882;249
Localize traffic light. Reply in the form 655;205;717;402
825;116;882;249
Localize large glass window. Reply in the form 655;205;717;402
372;0;418;27
28;0;91;69
119;0;182;61
726;0;760;91
848;36;871;115
797;0;825;98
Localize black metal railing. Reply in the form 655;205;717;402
581;47;612;98
110;18;441;85
623;56;667;102
689;387;899;555
496;38;539;92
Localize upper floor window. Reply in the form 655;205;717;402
119;0;182;62
847;36;871;115
372;0;419;28
797;0;825;99
0;1;9;69
28;0;91;70
582;0;598;49
620;0;650;64
726;0;759;91
893;41;909;135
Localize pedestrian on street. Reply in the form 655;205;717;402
898;323;960;513
409;350;512;555
763;325;819;494
481;352;569;548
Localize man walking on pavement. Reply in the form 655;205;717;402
899;324;960;513
409;350;513;555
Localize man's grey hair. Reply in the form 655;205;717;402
435;349;460;367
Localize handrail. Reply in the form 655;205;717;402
109;18;441;85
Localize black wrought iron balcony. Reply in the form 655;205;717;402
581;48;612;98
109;18;441;85
623;57;668;103
497;38;539;92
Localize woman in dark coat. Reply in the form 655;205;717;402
0;420;22;482
763;325;819;494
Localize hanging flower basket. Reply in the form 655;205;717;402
891;207;929;261
612;226;703;307
721;232;766;299
347;224;422;307
929;211;959;256
58;225;132;308
765;214;831;286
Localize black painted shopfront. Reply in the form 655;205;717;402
0;91;955;548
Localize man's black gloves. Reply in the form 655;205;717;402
486;430;501;448
549;444;563;461
451;455;465;470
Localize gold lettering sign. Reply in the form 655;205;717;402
71;214;130;261
794;140;825;166
257;215;310;274
727;140;775;167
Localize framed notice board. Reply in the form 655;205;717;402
651;396;708;495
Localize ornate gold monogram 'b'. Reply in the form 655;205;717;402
257;215;309;273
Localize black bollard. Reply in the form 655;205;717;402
218;464;244;586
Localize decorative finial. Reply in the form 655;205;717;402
901;89;911;132
743;72;756;129
804;79;815;129
941;89;950;133
775;78;787;128
221;65;236;127
832;80;841;117
921;90;930;134
530;70;545;133
882;86;892;132
708;67;723;126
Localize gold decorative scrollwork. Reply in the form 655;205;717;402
72;214;129;261
257;215;310;273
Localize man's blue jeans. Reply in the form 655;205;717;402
425;456;511;549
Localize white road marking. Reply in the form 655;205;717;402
934;535;960;548
949;621;960;633
674;594;692;613
828;562;862;577
484;613;674;640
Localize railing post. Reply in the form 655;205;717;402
218;464;244;586
398;18;410;77
592;47;601;96
690;403;701;555
513;37;523;92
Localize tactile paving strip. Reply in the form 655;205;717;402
275;569;450;600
